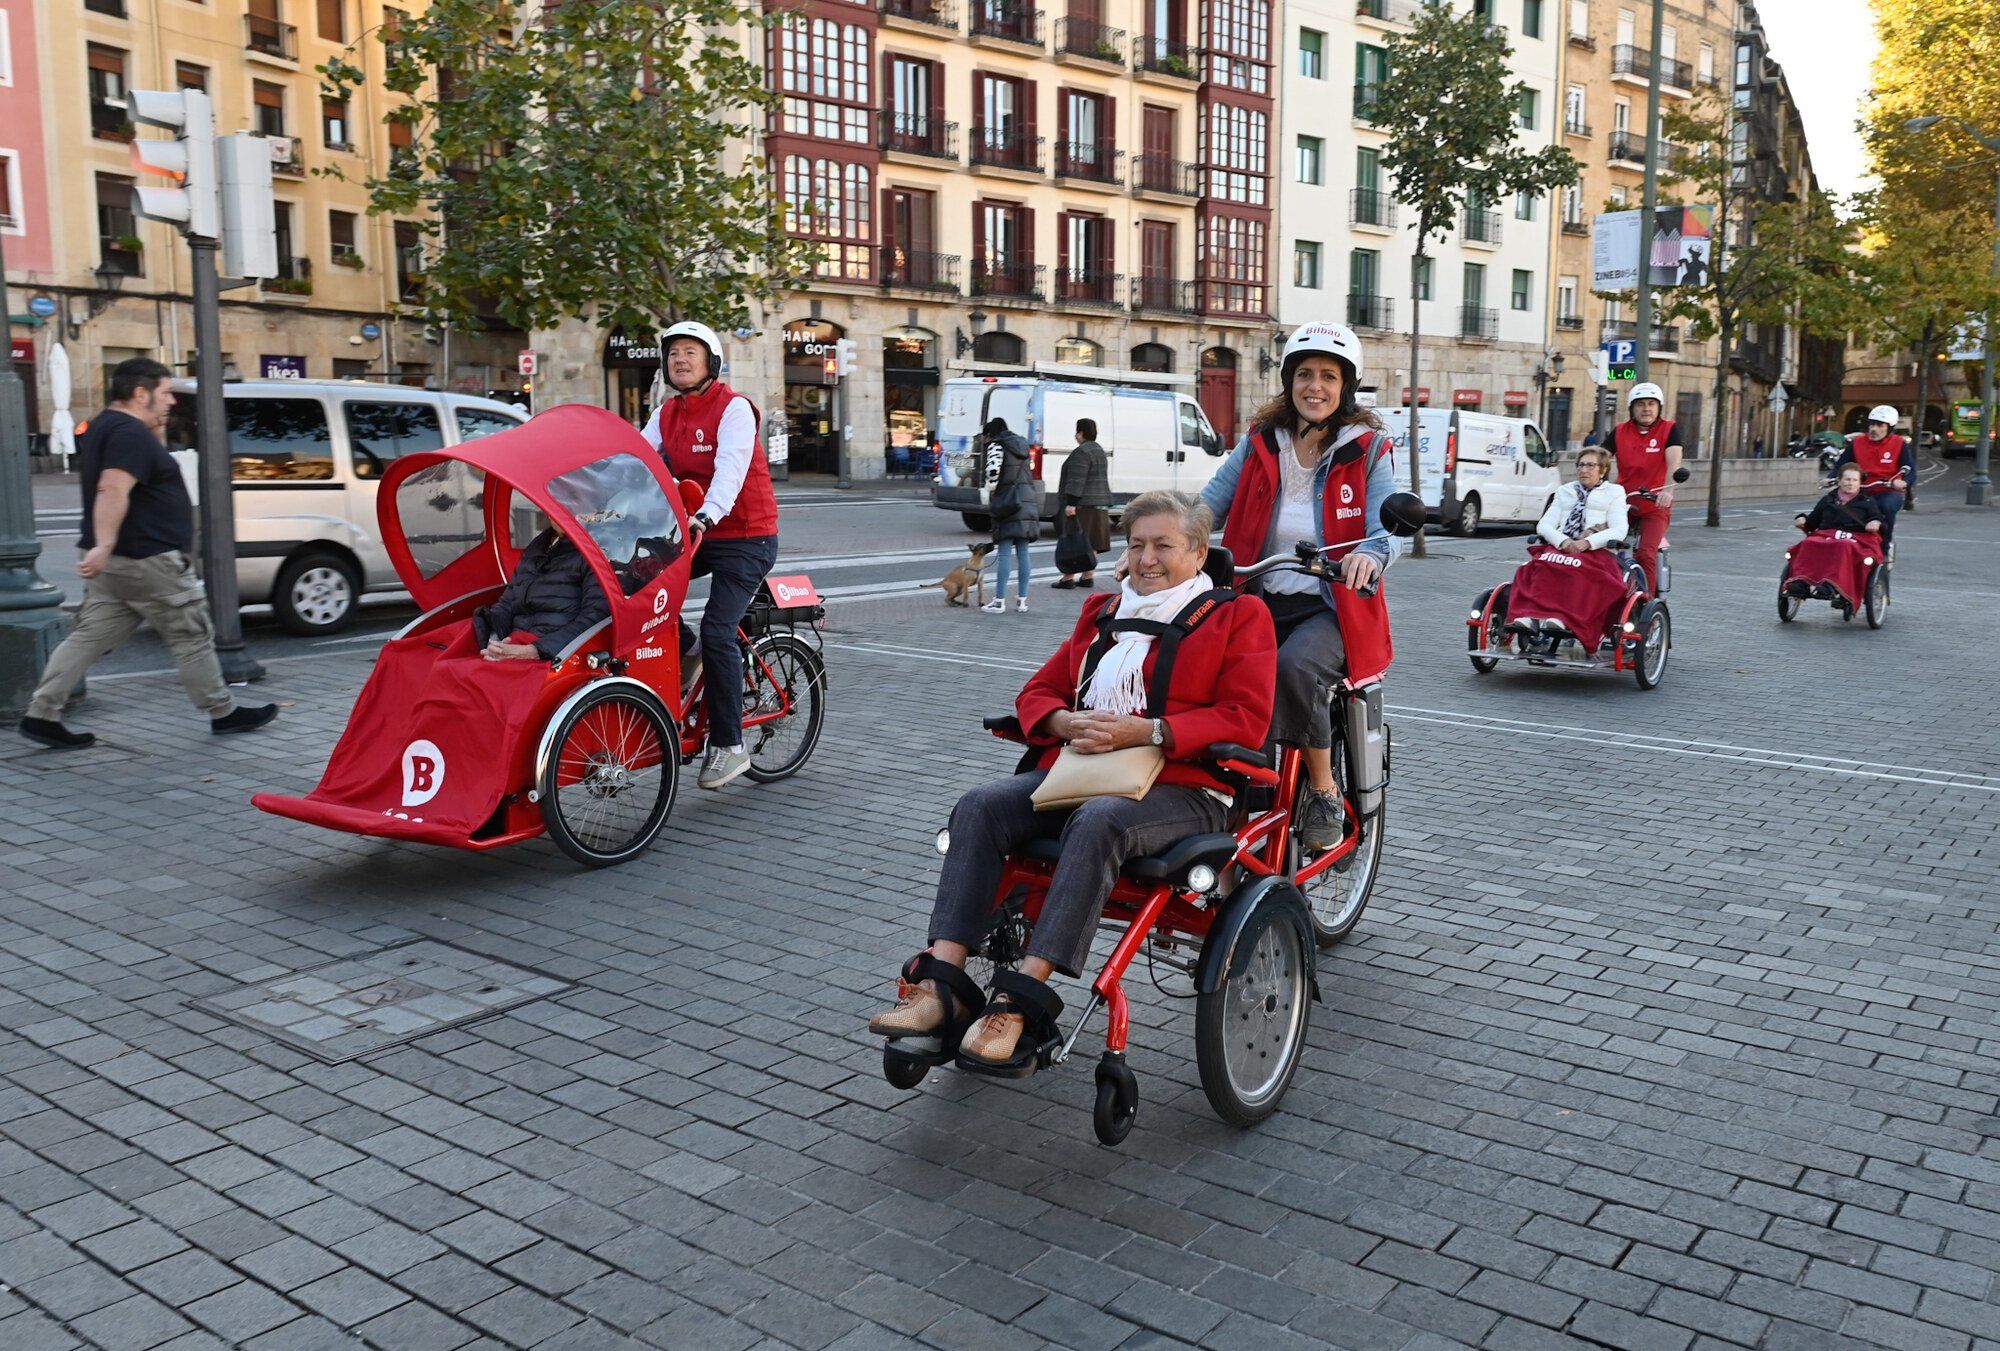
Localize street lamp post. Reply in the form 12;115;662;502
1905;115;2000;506
0;229;72;720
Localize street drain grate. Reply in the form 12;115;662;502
193;940;570;1063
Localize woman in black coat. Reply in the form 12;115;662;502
473;527;612;660
1053;417;1112;589
1794;464;1885;536
984;417;1041;613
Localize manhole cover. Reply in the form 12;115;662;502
193;940;570;1063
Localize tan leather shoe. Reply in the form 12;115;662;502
958;1009;1026;1065
868;982;946;1037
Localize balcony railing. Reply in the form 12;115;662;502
265;256;313;295
1057;16;1125;63
270;141;305;176
244;14;297;60
1131;153;1198;196
1346;293;1393;330
1055;141;1123;185
1353;83;1385;123
1563;114;1592;136
969;1;1043;46
1461;210;1502;245
971;127;1044;173
1557;314;1584;331
1350;188;1397;228
1459;305;1498;340
90;103;133;141
1129;275;1196;314
1133;35;1199;79
1355;0;1423;24
1561;217;1588;235
1612;45;1693;91
879;0;958;29
1054;268;1124;310
971;259;1047;301
880;248;961;294
1608;134;1685;166
880;113;959;162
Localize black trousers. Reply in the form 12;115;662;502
1263;592;1345;750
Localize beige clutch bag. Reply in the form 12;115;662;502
1030;745;1166;811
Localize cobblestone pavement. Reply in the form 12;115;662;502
3;483;1997;1351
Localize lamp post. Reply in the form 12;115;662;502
0;229;72;720
1905;115;2000;506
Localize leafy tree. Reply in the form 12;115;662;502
1375;5;1578;555
320;0;810;336
1863;0;2000;216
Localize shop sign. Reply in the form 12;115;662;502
784;321;841;386
261;355;307;380
1452;389;1482;406
1398;386;1431;405
1503;390;1530;407
28;296;58;319
604;329;660;367
10;338;33;364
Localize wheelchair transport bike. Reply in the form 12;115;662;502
1464;468;1689;691
253;405;826;867
879;493;1425;1146
1779;527;1889;628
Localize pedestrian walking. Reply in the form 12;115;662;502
19;358;277;750
1052;418;1111;590
982;417;1039;614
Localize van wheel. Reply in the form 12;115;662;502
961;513;992;532
1453;496;1482;536
273;551;360;635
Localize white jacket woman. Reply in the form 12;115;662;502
1536;449;1629;551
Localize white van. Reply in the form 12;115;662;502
1375;408;1559;535
931;365;1226;529
165;380;528;634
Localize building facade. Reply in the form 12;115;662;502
2;0;522;454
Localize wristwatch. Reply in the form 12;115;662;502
1149;718;1166;747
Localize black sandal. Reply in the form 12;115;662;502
878;954;987;1069
956;968;1065;1079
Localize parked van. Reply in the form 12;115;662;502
1375;408;1559;535
165;380;528;634
931;366;1227;530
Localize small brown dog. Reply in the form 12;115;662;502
922;541;996;607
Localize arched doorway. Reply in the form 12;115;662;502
1200;346;1239;442
973;330;1026;364
783;319;843;475
1131;342;1174;373
1053;336;1103;366
1842;404;1878;434
602;327;661;430
884;327;939;475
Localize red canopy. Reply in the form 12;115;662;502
378;404;695;655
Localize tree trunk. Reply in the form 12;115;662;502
1704;316;1732;527
1406;247;1427;558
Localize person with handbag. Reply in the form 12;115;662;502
868;492;1275;1069
982;417;1040;613
1052;418;1112;589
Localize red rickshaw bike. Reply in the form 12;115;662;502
253;405;826;866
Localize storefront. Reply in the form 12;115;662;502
603;327;661;431
1453;388;1483;413
883;327;939;475
782;320;843;475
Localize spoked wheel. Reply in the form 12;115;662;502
539;686;678;867
963;904;1031;996
1195;905;1312;1128
1093;1055;1139;1146
742;634;827;783
1469;585;1507;674
1777;569;1800;624
1631;602;1671;691
1293;747;1382;949
1865;566;1890;629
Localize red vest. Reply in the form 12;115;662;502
655;381;779;539
1847;432;1906;491
1612;417;1679;493
1219;430;1395;686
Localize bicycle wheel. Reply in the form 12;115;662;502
1469;585;1506;674
1294;741;1382;949
742;633;827;782
538;686;677;867
1865;566;1890;629
1195;901;1312;1128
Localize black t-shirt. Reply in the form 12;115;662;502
78;409;195;558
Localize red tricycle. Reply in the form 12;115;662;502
1779;528;1889;628
253;405;826;866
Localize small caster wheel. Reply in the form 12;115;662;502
1093;1054;1138;1145
883;1047;928;1091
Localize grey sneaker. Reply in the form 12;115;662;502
1297;789;1345;854
698;745;751;790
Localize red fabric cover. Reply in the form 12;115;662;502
655;381;779;538
253;622;552;844
1846;433;1907;491
1612;417;1680;493
1505;546;1629;643
1014;591;1276;796
1216;430;1395;685
1787;530;1875;609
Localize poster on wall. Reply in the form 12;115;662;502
261;355;307;380
1592;206;1715;291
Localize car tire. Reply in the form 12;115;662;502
961;513;992;532
272;551;361;636
1453;496;1481;537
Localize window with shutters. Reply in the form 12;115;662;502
776;17;871;144
319;0;344;42
1296;135;1322;185
884;56;943;154
323;98;351;150
1298;29;1323;79
88;45;129;141
97;173;141;275
176;62;208;92
254;80;286;137
782;156;873;280
1512;268;1532;311
1293;241;1320;289
974;200;1036;297
329;210;358;262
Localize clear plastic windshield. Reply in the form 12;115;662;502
545;453;685;596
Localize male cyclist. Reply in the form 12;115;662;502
640;322;779;789
1609;382;1684;592
1835;405;1916;551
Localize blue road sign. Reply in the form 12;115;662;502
360;322;382;340
1600;339;1635;365
28;295;57;318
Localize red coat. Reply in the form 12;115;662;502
1015;591;1276;796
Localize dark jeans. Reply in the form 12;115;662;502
683;534;778;749
1872;491;1904;543
928;770;1226;978
1264;591;1345;749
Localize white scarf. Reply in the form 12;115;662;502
1080;574;1213;715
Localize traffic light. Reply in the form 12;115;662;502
129;89;220;240
1587;349;1609;386
834;338;857;378
217;134;277;279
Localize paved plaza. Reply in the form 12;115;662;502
2;478;1998;1351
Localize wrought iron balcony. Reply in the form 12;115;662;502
880;248;962;294
1461;210;1502;245
1129;276;1197;314
1608;134;1686;166
1346;293;1393;330
971;259;1047;301
1054;268;1124;310
1132;35;1199;79
1459;305;1498;340
1349;188;1397;228
1131;153;1197;196
1612;45;1693;91
971;127;1044;173
1057;16;1125;64
264;257;313;295
1557;314;1585;330
879;0;958;29
880;113;959;162
244;13;297;59
1600;320;1680;351
969;0;1043;46
1055;141;1123;185
1563;114;1592;136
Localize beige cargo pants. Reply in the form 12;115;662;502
27;550;237;723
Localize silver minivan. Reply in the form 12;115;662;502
165;379;527;633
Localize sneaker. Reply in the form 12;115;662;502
958;1008;1027;1065
1297;788;1345;854
211;704;278;735
698;745;751;790
19;717;94;750
981;599;1007;614
1015;597;1029;613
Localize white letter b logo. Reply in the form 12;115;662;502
402;740;445;806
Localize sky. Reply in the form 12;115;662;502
1753;0;1879;200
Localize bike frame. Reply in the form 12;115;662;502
677;627;800;758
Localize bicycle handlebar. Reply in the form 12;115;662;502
1235;539;1383;598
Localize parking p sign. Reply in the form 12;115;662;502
517;350;538;376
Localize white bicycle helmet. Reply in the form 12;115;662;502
1627;381;1666;408
1281;321;1366;388
1867;404;1899;427
662;321;724;390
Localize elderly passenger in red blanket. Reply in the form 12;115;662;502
1505;447;1631;650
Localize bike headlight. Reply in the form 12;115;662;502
1863;556;1875;566
1186;863;1219;894
1622;621;1637;633
935;828;951;856
1469;608;1482;620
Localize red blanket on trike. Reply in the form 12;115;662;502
252;623;551;845
1504;545;1627;643
1787;529;1873;609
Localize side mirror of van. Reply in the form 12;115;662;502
1379;492;1426;538
1204;430;1224;457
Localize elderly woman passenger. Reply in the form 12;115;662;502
473;526;610;661
1537;446;1628;552
870;492;1276;1069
